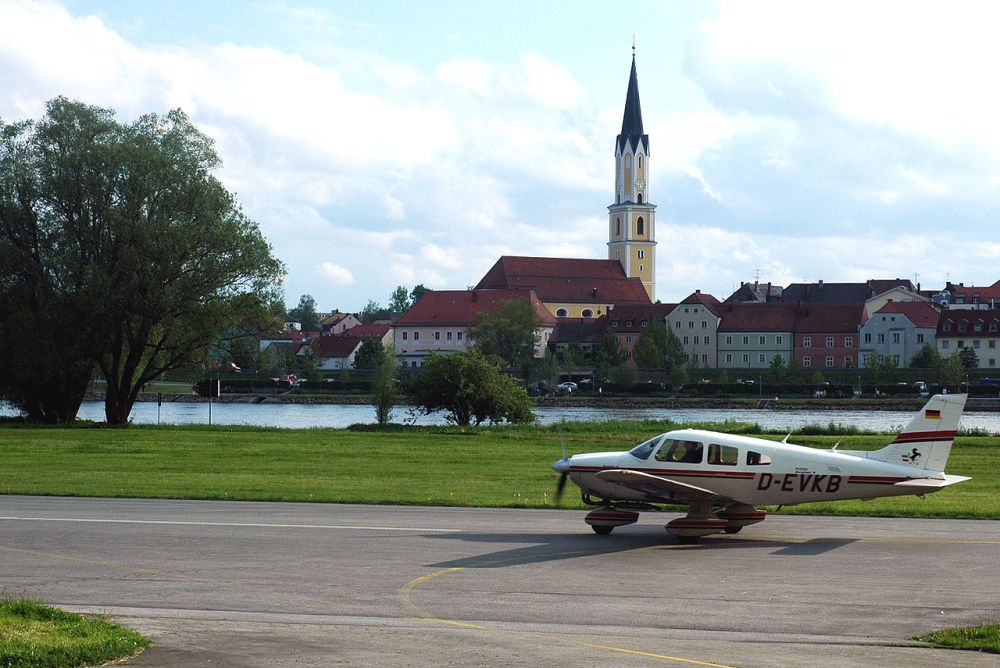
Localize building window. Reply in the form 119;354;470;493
803;337;812;348
974;340;981;349
877;334;885;344
759;336;766;345
447;332;453;341
864;333;872;343
414;332;420;341
917;334;925;343
675;321;681;329
705;336;710;345
826;337;834;347
725;353;733;363
637;249;644;259
684;353;690;362
942;340;950;349
556;308;568;317
742;353;749;364
702;354;708;363
990;341;997;349
826;356;834;368
637;217;644;235
845;337;854;348
683;336;689;344
638;154;643;169
803;356;812;367
845;356;854;368
435;331;440;341
616;217;621;236
637;193;643;204
625;335;632;344
457;332;463;341
726;336;733;345
702;321;708;329
991;358;997;367
402;332;408;341
776;335;783;345
611;320;619;327
625;320;634;327
641;320;648;327
689;321;695;329
759;353;766;364
742;336;749;345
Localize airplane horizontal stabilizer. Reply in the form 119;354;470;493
595;469;726;503
893;474;971;489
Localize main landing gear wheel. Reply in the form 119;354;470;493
591;524;614;535
724;526;743;534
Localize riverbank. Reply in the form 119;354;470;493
82;391;1000;412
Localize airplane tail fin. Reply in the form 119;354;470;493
868;393;967;472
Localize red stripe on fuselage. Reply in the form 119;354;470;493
847;475;910;485
570;465;754;479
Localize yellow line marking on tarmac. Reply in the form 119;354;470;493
399;564;735;665
398;568;486;630
0;545;203;581
584;643;735;667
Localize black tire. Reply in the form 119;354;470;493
591;524;614;535
724;526;742;534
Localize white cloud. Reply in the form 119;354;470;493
316;262;355;285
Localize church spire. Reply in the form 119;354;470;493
617;47;647;155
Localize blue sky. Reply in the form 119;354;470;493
3;0;999;313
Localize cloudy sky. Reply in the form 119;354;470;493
3;0;999;312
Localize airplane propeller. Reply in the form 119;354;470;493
552;427;571;503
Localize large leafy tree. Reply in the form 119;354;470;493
633;321;684;370
468;298;542;374
410;351;533;426
352;338;385;370
0;98;284;424
388;285;411;313
288;294;320;331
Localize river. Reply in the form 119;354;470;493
3;400;1000;433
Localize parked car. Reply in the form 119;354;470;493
556;381;578;393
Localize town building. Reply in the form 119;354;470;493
859;301;939;368
937;309;1000;369
717;303;798;371
667;292;724;368
609;302;676;364
393;289;556;368
607;48;656;300
792;303;866;370
941;281;1000;309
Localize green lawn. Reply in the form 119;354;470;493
1;421;998;517
918;623;1000;654
0;600;149;668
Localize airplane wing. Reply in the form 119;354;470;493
594;469;731;504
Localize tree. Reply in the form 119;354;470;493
288;294;320;331
959;346;979;369
359;299;388;324
388;285;411;313
410;351;534;426
909;344;940;369
353;338;385;370
766;354;788;383
609;364;638;389
633;321;684;372
410;284;430;304
369;344;398;425
0;98;284;424
468;299;542;374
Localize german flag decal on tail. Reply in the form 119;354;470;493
925;409;941;420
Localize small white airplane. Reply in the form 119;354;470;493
552;393;969;543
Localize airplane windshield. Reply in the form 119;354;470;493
628;436;662;460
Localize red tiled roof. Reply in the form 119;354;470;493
718;303;800;332
945;281;1000;303
608;303;676;332
340;324;390;340
679;291;724;314
312;336;362;358
475;256;651;304
938;309;1000;337
395;289;557;327
875;301;940;328
792;303;867;333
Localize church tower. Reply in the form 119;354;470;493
608;46;656;301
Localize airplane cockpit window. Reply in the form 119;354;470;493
655;439;704;464
628;436;662;460
746;451;772;466
708;443;739;466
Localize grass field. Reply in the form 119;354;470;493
2;420;999;518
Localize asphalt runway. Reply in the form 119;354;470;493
2;496;999;667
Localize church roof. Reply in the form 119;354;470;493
475;256;651;305
617;55;649;155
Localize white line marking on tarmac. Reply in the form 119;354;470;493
0;516;461;532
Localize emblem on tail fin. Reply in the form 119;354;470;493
901;448;922;464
